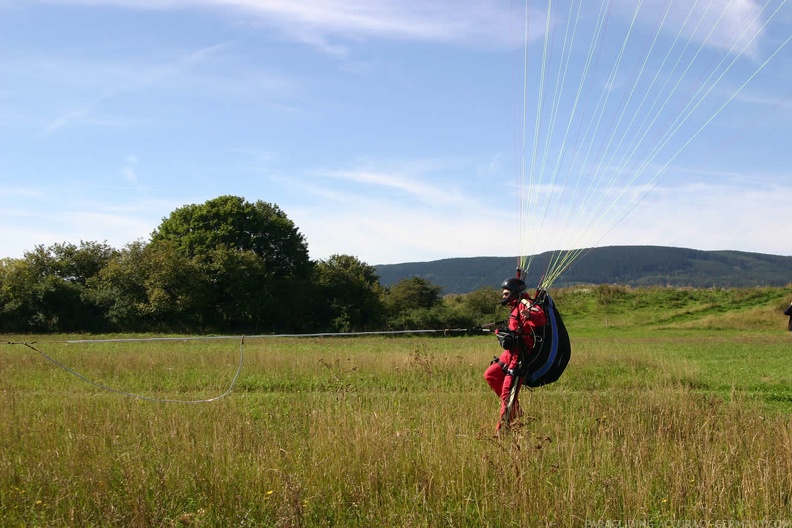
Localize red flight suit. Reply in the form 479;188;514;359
483;293;547;428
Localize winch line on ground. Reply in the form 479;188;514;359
3;327;479;403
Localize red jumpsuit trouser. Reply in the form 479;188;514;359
484;349;522;427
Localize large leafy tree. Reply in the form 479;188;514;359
90;241;149;330
0;242;117;332
313;254;385;332
384;276;445;330
25;241;118;286
93;241;212;331
440;287;503;330
0;257;37;331
150;195;311;331
151;195;309;271
385;276;442;312
201;245;270;330
456;287;502;323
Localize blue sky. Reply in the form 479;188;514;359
2;0;791;266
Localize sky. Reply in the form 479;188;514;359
2;0;791;267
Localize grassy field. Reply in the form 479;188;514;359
2;288;792;526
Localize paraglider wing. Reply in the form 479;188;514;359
523;293;571;388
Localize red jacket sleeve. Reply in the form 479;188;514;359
506;298;547;350
519;299;546;329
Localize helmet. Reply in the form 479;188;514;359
500;277;527;305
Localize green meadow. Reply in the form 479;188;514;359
2;287;792;526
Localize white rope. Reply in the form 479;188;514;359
6;328;474;402
60;328;466;343
14;339;244;404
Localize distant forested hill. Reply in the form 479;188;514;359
374;246;792;294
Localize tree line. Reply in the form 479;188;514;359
0;196;503;334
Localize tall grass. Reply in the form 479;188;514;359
2;332;791;526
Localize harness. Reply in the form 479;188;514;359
491;296;540;377
491;358;513;375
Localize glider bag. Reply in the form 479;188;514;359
523;293;571;388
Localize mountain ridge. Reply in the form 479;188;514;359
374;246;792;294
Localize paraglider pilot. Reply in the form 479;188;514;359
484;277;547;432
785;302;792;332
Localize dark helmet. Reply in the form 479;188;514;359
500;277;527;305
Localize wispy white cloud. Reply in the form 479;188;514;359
43;107;91;136
614;0;767;56
26;0;527;49
121;42;233;91
314;169;449;203
291;194;514;264
604;178;792;256
23;0;782;57
279;156;516;262
305;155;495;209
735;89;792;110
7;40;299;135
0;187;47;199
121;155;139;184
21;0;781;62
1;210;145;258
6;42;230;93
